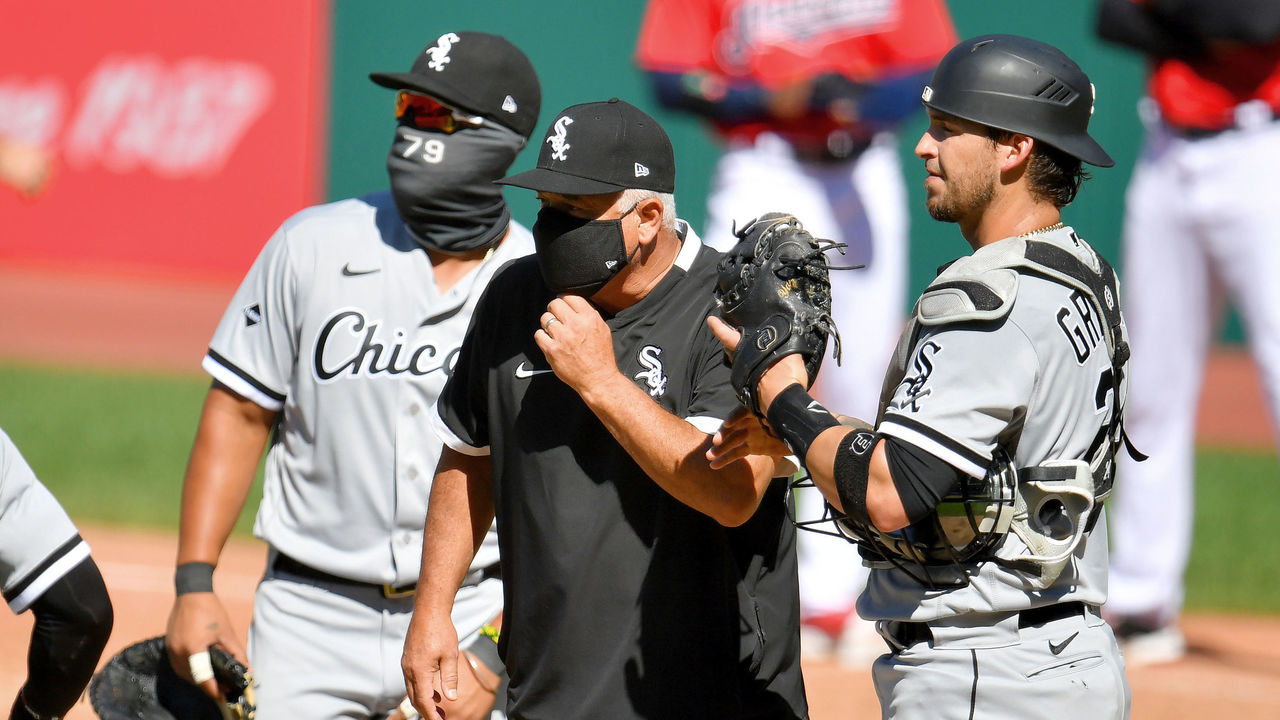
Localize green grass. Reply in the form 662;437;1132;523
1;362;1277;612
0;363;263;536
1182;448;1280;614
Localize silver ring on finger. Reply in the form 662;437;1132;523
542;316;560;331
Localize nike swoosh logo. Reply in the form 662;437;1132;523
342;264;381;277
1049;631;1079;656
514;362;554;379
806;401;827;414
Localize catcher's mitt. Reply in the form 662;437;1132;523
89;636;255;720
713;212;849;417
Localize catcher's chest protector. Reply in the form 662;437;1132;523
873;233;1132;584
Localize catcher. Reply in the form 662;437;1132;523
708;35;1136;719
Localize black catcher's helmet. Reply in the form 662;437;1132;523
922;34;1114;168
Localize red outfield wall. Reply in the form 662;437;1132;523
0;0;328;282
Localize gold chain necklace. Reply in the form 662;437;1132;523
1019;221;1064;238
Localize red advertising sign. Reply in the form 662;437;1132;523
0;1;328;281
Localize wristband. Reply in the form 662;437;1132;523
174;562;215;595
765;384;840;462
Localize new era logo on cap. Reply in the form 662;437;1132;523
498;98;675;195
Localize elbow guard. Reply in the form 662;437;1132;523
832;430;879;528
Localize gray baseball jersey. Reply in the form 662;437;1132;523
863;226;1124;621
0;427;90;614
204;189;530;586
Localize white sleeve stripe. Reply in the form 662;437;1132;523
428;403;490;457
878;421;989;479
7;542;91;613
685;415;722;434
202;355;285;412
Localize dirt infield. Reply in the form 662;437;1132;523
3;525;1279;719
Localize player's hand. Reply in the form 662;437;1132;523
706;314;811;411
536;294;618;393
401;609;461;720
164;591;249;702
707;405;793;469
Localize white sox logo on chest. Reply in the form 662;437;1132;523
547;116;573;161
425;33;460;72
634;345;668;397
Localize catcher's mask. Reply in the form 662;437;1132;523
89;636;255;720
790;448;1018;589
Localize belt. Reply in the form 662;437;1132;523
883;601;1092;651
271;553;500;600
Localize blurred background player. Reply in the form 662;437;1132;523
162;31;539;718
634;0;956;665
2;427;113;720
1096;0;1280;665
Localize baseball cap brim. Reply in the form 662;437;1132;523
497;167;630;195
369;72;471;109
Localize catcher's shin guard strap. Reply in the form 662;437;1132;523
833;430;879;528
765;384;839;462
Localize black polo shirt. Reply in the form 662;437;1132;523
434;226;806;719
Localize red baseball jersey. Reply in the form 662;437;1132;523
635;0;955;141
1149;41;1280;131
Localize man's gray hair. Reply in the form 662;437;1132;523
621;188;677;232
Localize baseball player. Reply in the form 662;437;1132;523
162;32;540;719
2;427;113;720
634;0;957;662
402;99;806;720
1096;0;1280;665
709;35;1135;718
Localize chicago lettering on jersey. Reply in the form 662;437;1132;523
1055;289;1103;363
312;310;460;380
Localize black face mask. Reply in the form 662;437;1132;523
532;204;638;296
386;121;526;254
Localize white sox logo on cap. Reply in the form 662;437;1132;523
547;116;573;161
425;33;460;72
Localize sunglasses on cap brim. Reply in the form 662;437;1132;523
394;90;487;133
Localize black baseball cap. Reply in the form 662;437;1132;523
498;98;675;195
370;31;541;138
